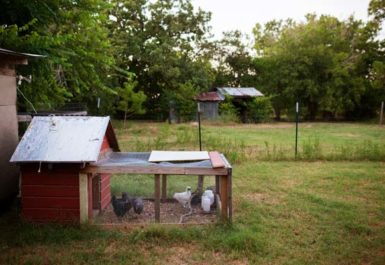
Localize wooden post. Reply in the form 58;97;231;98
197;175;204;193
228;169;232;222
215;175;219;195
220;175;228;220
161;174;167;202
79;173;89;224
154;174;161;223
380;101;384;126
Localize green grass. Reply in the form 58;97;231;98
1;122;385;264
113;121;385;162
1;161;385;264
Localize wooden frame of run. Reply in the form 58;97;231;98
79;153;232;224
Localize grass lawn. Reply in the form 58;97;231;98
113;121;385;162
1;122;384;264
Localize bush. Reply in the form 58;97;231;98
245;97;274;123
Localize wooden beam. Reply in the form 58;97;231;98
154;174;161;223
220;175;228;220
228;169;233;222
209;151;225;168
161;174;167;202
79;173;88;224
81;166;228;176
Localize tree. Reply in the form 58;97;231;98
117;76;146;128
253;15;373;120
109;0;214;119
0;0;118;113
213;31;257;88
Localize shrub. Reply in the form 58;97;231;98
245;97;274;123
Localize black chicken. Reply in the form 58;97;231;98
131;197;144;214
111;193;132;217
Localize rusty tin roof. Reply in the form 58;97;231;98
196;91;224;102
10;116;119;163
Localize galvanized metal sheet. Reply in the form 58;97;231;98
217;87;263;98
10;116;110;163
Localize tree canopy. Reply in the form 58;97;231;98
0;0;384;121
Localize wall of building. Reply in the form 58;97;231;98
200;102;219;120
0;73;19;205
21;164;80;223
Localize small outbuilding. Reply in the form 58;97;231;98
10;116;119;223
196;91;224;120
196;87;264;121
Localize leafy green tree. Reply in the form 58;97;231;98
0;0;118;113
109;0;213;118
214;31;257;87
117;77;146;128
253;15;375;120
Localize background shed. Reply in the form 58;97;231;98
196;91;224;120
10;116;119;223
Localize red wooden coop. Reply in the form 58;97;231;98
10;116;119;223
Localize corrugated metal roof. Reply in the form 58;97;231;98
217;87;263;98
196;92;224;102
10;116;118;163
0;48;45;58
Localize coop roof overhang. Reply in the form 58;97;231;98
80;152;231;176
10;116;119;163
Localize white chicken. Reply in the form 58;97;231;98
173;186;192;210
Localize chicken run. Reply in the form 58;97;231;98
100;185;218;225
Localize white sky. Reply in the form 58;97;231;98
192;0;372;38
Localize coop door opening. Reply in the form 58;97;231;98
92;174;101;212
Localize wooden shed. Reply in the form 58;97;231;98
10;116;119;223
196;91;224;120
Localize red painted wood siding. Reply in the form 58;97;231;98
100;174;111;210
99;135;112;211
21;164;80;223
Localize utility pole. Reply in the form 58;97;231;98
380;101;384;126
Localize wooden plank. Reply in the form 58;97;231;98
154;174;161;223
228;169;233;222
220;175;228;220
148;151;209;162
82;165;229;176
22;197;79;209
22;208;79;222
162;175;167;202
22;172;79;186
100;193;111;210
209;151;225;168
22;185;79;197
79;173;88;224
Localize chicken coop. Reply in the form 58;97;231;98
11;116;233;225
10;116;119;223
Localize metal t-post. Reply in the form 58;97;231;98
197;102;202;151
295;102;299;159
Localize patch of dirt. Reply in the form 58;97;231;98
95;200;217;225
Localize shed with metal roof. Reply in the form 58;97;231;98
11;116;119;223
